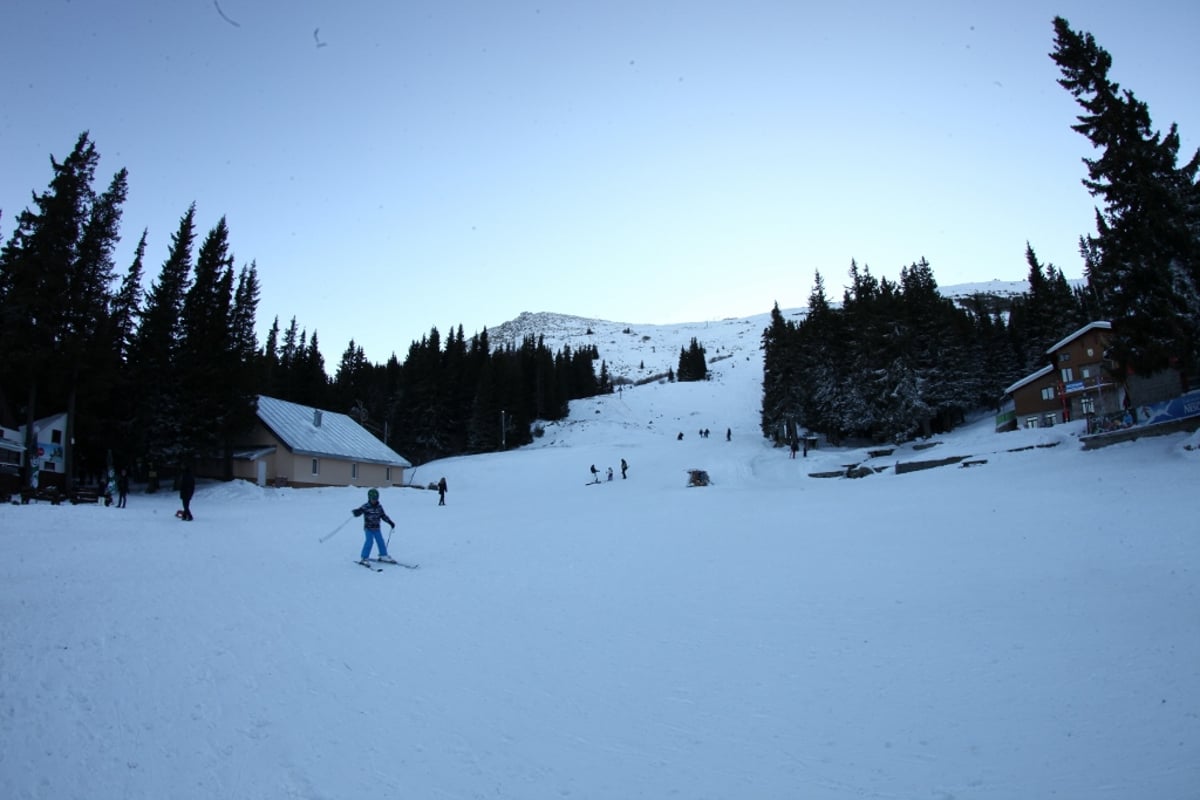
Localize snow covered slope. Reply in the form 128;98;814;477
2;308;1197;800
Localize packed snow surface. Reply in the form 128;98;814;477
2;311;1198;799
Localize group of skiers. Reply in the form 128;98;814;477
589;458;629;483
678;428;732;441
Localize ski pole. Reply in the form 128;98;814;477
318;516;354;543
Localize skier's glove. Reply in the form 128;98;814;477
389;522;396;530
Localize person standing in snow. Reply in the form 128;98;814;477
178;464;195;520
116;469;129;508
352;488;396;565
606;467;613;482
590;464;600;484
620;458;628;479
437;477;447;506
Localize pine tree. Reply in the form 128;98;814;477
110;230;146;361
0;132;123;487
103;230;147;461
253;315;280;401
1051;16;1200;377
177;217;235;460
677;337;708;382
222;261;262;475
761;303;801;443
130;205;196;469
61;165;128;488
1010;243;1087;372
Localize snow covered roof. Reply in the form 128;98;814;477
255;396;411;467
1045;321;1111;355
1003;364;1054;395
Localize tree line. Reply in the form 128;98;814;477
328;327;607;465
0;133;605;487
761;17;1199;446
761;252;1092;445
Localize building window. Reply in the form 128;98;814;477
51;429;63;444
1081;395;1095;414
1058;352;1071;362
1060;367;1074;382
386;467;392;482
311;458;320;476
351;463;358;480
1081;366;1092;379
1041;386;1055;401
1043;414;1056;427
1024;416;1039;429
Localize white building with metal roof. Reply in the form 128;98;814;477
230;395;411;488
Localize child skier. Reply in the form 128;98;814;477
352;488;396;565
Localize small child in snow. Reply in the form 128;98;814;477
352;488;396;564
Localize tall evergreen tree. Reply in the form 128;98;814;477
110;229;147;361
1009;243;1086;371
130;204;196;470
677;337;708;382
104;230;147;461
1051;16;1200;378
177;216;235;461
0;132;119;487
60;165;128;487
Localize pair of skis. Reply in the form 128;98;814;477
356;557;419;572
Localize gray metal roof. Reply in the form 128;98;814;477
255;395;411;467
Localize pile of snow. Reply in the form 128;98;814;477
2;310;1197;800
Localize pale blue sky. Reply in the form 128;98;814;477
3;1;1198;363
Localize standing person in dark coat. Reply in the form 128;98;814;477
437;476;447;506
179;465;195;521
117;469;130;508
620;458;628;479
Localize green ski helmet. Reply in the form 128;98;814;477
367;488;379;502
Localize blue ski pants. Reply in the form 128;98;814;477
361;527;388;560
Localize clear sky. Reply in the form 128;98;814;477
3;1;1198;364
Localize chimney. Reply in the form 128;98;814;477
313;409;322;427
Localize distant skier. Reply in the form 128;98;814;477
590;464;600;484
725;428;731;441
352;488;396;565
606;467;614;482
437;476;447;506
620;458;628;479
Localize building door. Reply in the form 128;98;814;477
256;460;267;486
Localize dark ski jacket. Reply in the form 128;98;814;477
179;469;196;501
352;501;394;531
